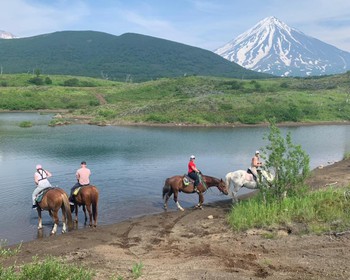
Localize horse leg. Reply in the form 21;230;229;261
173;191;184;211
61;205;67;233
232;184;241;204
163;189;173;210
195;193;204;209
51;210;59;235
74;204;79;223
82;205;88;225
85;204;93;227
37;208;43;230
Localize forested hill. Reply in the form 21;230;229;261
0;31;271;82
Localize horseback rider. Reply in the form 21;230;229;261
69;161;91;205
187;155;200;193
33;164;52;209
251;150;263;181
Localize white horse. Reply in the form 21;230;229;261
225;169;274;203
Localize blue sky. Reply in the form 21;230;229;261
2;0;350;52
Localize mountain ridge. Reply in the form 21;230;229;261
214;16;350;77
0;30;270;82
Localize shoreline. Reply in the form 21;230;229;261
1;110;350;128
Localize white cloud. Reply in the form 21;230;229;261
0;0;90;37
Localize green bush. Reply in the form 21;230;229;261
63;78;80;86
28;77;44;85
262;119;310;201
44;77;52;85
19;121;32;128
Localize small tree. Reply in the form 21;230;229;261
261;119;310;201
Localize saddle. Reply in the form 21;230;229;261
182;175;194;186
182;175;204;193
35;187;54;203
73;185;90;196
247;168;257;182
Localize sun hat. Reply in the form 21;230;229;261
255;151;260;154
190;155;196;159
36;164;42;170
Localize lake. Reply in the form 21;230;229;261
0;112;349;245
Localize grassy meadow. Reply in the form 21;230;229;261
0;73;350;125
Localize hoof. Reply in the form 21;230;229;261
61;230;66;234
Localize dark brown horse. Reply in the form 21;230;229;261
162;175;229;211
72;185;99;227
36;187;73;235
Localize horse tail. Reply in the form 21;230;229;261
162;178;171;199
62;193;73;231
91;187;99;224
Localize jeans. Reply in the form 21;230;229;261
188;172;199;186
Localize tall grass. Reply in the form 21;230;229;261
0;256;94;280
228;187;350;234
0;240;22;258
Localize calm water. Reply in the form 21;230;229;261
0;112;349;245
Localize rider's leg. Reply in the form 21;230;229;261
69;182;80;203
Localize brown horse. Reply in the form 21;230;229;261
72;185;99;227
162;174;229;211
36;187;73;235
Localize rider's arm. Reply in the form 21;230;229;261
34;173;39;185
45;170;52;178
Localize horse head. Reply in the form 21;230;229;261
217;179;229;195
260;170;274;186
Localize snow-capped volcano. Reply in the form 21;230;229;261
0;30;17;39
214;16;350;77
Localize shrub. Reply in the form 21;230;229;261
44;77;52;85
63;78;80;87
262;119;310;201
28;77;44;85
19;121;33;128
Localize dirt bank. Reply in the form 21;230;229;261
2;158;350;280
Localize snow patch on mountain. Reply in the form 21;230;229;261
0;30;18;39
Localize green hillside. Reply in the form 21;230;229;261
0;73;349;126
0;31;270;82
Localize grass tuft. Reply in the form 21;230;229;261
228;187;350;234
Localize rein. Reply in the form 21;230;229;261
199;173;208;191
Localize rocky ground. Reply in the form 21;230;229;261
2;158;350;279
